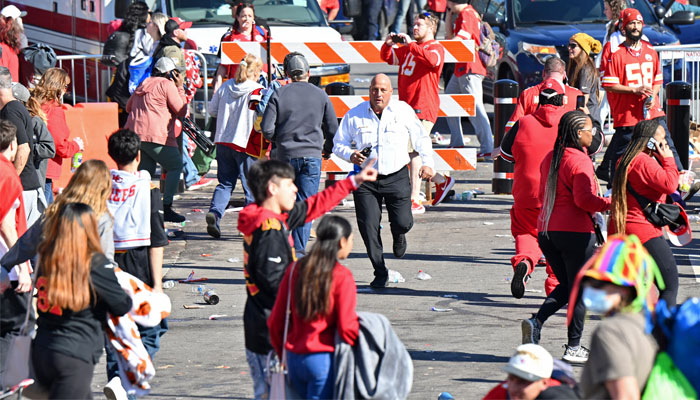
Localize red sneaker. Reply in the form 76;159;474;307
432;176;455;206
411;200;425;215
187;177;215;191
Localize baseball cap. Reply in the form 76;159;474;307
165;17;192;35
154;57;178;74
11;82;30;103
286;53;309;77
502;344;553;382
1;5;27;19
621;8;644;27
666;207;692;247
540;78;565;95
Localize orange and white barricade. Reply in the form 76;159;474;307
329;94;476;118
321;148;477;174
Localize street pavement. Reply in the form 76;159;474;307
87;146;700;399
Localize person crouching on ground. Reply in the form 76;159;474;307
268;215;359;399
573;234;663;399
206;53;264;239
236;159;376;399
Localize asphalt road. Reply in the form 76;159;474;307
86;137;700;399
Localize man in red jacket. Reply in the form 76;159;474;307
380;12;454;211
500;81;565;298
445;0;492;160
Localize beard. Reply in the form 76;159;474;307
625;28;642;43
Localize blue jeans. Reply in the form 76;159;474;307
105;319;169;397
287;351;333;400
44;181;54;204
391;0;427;33
445;73;493;152
245;349;269;400
363;0;383;39
289;157;321;256
182;142;200;187
209;144;254;219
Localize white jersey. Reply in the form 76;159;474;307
108;169;152;250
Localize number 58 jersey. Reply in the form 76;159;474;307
602;42;664;127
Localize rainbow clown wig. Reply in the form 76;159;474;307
567;234;665;325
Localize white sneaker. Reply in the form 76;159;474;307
104;376;128;400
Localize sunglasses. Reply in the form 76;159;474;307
568;43;579;49
579;127;597;135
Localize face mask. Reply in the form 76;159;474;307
582;286;614;314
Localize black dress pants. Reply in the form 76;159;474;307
353;166;413;277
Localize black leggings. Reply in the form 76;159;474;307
32;345;95;399
643;236;679;307
536;231;596;347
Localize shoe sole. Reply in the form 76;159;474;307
562;355;588;364
511;263;528;299
411;207;426;215
521;319;535;344
188;180;214;191
432;178;455;206
206;213;221;239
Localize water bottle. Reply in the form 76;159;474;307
643;96;652;120
438;392;455;400
388;269;405;283
71;151;83;172
462;191;474;201
162;280;176;289
415;270;432;280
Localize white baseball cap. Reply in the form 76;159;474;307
1;5;27;19
154;57;177;74
502;344;553;382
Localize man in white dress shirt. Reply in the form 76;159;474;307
333;74;435;288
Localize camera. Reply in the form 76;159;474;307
360;146;372;157
391;34;406;44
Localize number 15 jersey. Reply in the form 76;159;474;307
602;41;664;127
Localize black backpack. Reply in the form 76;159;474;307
102;30;132;67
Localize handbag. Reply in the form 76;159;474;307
268;262;299;400
1;271;36;389
627;184;683;229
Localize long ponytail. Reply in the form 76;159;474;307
539;111;591;234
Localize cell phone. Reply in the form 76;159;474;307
391;34;406;44
360;146;372;157
576;95;585;109
647;137;659;151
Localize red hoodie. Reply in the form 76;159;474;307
42;101;79;181
0;154;26;240
236;177;358;355
501;104;566;209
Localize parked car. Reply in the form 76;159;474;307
474;0;694;99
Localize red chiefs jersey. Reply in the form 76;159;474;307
452;5;486;77
218;25;269;79
602;42;664;127
505;81;582;131
380;40;445;123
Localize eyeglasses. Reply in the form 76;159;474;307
568;43;579;49
579;127;597;135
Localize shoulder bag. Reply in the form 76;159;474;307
627;184;683;230
268;262;299;400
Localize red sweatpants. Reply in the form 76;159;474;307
510;206;559;295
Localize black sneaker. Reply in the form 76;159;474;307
562;345;590;364
370;274;388;288
511;261;531;299
206;212;221;238
521;314;541;345
393;233;407;258
163;204;185;223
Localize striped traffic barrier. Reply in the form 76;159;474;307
492;80;519;194
329;94;475;118
219;40;475;65
321;148;477;173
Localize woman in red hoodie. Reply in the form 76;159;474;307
268;215;359;400
610;119;679;306
33;68;83;203
521;110;611;364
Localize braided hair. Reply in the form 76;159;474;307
539;110;591;234
610;119;661;235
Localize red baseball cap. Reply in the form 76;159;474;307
166;17;192;33
621;8;644;27
540;78;565;95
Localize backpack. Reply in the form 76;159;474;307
102;30;132;68
478;21;500;68
106;56;133;109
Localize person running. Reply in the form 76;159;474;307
236;160;376;399
500;84;567;298
268;215;359;399
444;0;492;160
521;111;611;364
213;2;268;93
574;235;663;399
380;12;454;212
126;57;188;223
31;202;132;399
206;53;264;238
567;33;603;128
609;119;679;306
